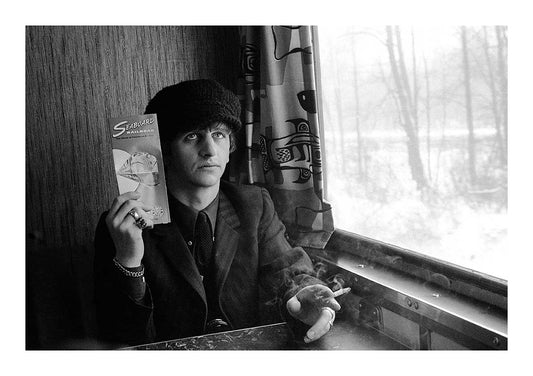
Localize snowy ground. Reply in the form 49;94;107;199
324;129;508;280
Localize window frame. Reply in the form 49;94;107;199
310;26;507;348
305;235;507;349
321;228;507;309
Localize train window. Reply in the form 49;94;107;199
316;26;507;280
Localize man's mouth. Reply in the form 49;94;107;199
198;164;219;169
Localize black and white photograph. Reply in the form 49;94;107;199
7;0;532;374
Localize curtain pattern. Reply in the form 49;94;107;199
234;26;333;249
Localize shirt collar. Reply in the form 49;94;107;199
168;193;219;240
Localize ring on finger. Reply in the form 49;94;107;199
128;208;142;222
128;209;147;230
135;217;148;230
322;307;335;327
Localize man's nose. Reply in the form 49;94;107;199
199;135;216;157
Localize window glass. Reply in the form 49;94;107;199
317;26;507;279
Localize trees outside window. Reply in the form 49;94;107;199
318;26;507;279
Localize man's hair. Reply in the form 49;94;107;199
145;79;241;154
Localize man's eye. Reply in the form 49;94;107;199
212;131;227;139
184;133;199;141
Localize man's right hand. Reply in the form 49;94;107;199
105;191;154;267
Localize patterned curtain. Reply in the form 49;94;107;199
230;26;333;249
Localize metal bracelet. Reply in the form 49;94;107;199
112;257;144;278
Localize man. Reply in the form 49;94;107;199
94;79;342;347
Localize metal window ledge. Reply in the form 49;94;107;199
305;231;507;350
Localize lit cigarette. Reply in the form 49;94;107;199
332;287;351;298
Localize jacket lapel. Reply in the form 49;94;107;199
145;189;241;309
147;222;207;303
213;191;240;297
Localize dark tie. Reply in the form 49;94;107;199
194;211;227;333
194;210;213;276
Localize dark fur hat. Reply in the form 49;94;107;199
145;79;241;142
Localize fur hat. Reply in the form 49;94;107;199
145;79;241;142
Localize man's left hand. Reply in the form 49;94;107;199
286;284;340;343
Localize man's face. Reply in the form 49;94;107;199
167;122;231;189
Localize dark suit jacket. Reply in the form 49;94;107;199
94;181;320;347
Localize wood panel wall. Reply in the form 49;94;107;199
26;26;241;348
